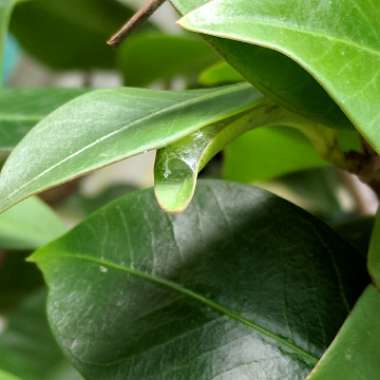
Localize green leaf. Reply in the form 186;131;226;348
31;180;367;379
0;196;66;250
9;0;155;69
118;32;219;86
368;210;380;287
224;127;326;183
0;369;21;380
0;88;85;156
179;0;380;151
171;0;348;127
0;291;81;380
0;83;259;212
198;61;244;86
308;286;380;380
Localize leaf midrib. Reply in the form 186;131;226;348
1;83;254;205
48;252;318;367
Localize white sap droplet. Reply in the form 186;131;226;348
99;266;108;273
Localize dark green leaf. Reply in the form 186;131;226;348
0;83;258;212
0;252;43;310
10;0;155;69
32;180;367;379
0;88;85;156
0;291;81;380
179;0;380;150
308;286;380;380
171;0;349;127
118;32;219;86
368;210;380;287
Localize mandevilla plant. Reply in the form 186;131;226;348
0;0;380;379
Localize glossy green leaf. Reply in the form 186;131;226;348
179;0;380;151
32;180;367;379
0;88;85;156
0;291;81;380
0;83;258;212
224;127;325;183
0;196;65;250
118;32;218;86
171;0;348;127
199;61;243;86
368;210;380;287
308;286;380;380
9;0;154;69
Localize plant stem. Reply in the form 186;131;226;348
107;0;166;47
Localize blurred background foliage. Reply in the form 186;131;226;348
0;0;377;378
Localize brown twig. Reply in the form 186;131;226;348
107;0;166;47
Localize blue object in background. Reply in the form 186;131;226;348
3;35;19;83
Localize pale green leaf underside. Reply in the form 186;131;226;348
198;61;243;86
308;286;380;380
32;180;366;380
179;0;380;152
0;196;66;250
0;83;257;213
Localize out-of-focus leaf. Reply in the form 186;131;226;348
0;252;43;310
308;286;380;380
0;83;259;213
118;32;219;86
10;0;156;69
32;180;367;379
335;217;374;258
172;0;349;128
0;369;21;380
0;88;85;157
0;196;65;250
199;61;243;86
0;291;81;380
223;126;325;183
180;0;380;151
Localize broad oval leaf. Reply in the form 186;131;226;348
0;88;85;156
179;0;380;151
31;180;367;379
171;0;348;127
118;32;219;86
0;83;257;212
308;286;380;380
